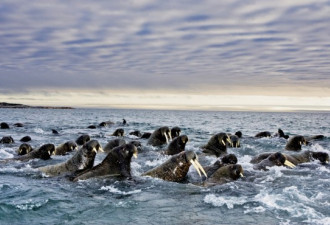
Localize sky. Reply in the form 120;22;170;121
0;0;329;111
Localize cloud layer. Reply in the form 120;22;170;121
0;0;329;97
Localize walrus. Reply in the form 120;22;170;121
203;154;238;177
52;129;59;134
99;121;114;127
141;132;152;139
104;138;126;152
53;141;78;155
87;125;97;129
235;131;242;138
75;134;91;146
147;126;172;146
73;143;138;181
277;128;289;139
255;131;272;138
285;135;307;151
111;128;124;137
171;126;181;139
142;150;207;182
254;151;329;166
201;133;232;157
251;152;296;170
0;122;9;129
39;140;102;177
17;143;33;155
20;136;32;142
128;140;142;149
228;134;240;148
0;136;14;144
129;130;142;137
163;135;188;155
14;123;24;127
122;119;127;125
202;164;244;187
7;143;55;161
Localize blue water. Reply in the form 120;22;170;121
0;108;329;225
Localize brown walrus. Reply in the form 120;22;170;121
73;143;138;181
39;140;102;176
142;150;207;182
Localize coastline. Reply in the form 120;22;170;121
0;102;73;109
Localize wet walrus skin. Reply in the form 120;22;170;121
142;150;207;182
202;133;232;157
39;140;102;176
73;144;137;181
163;135;188;155
251;152;296;170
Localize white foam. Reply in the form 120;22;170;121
243;206;266;214
305;217;330;225
33;128;45;134
203;194;248;209
15;199;48;211
254;188;324;220
145;157;167;167
0;148;14;159
100;185;141;195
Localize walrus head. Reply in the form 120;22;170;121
217;133;232;147
83;140;103;153
235;131;242;138
0;136;14;144
108;143;138;177
285;135;307;151
171;126;181;139
260;152;296;170
203;164;244;186
312;152;329;164
112;128;125;137
165;135;189;155
143;150;206;182
75;134;91;146
229;135;240;148
17;143;33;155
221;154;238;164
79;140;102;170
37;144;56;160
161;126;172;144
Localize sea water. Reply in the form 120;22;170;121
0;108;329;225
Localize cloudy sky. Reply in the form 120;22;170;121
0;0;329;111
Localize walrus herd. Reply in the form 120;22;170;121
0;120;328;187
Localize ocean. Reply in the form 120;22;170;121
0;108;329;225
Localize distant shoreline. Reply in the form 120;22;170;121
0;102;73;109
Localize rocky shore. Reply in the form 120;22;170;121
0;102;73;109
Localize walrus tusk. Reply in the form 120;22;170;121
190;159;207;177
221;140;226;146
133;152;138;158
236;141;239;148
284;160;296;168
194;159;207;177
164;133;169;144
240;173;244;177
98;147;104;152
92;148;98;154
325;160;329;164
226;134;232;145
190;159;201;177
49;151;52;155
299;141;302;146
168;133;172;141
